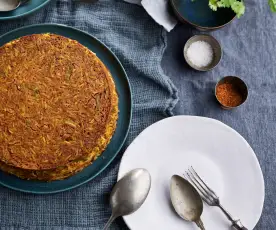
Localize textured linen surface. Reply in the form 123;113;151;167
0;0;178;229
162;1;276;229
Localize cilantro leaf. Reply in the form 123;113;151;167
207;0;245;17
207;0;276;15
209;0;218;11
231;1;245;18
269;0;276;12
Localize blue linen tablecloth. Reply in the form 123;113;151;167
0;0;178;229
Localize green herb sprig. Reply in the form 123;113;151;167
269;0;276;12
208;0;276;17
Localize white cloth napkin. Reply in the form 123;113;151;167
124;0;178;32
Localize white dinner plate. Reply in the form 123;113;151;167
118;116;264;230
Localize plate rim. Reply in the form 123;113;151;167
0;0;51;21
118;115;265;230
0;23;132;194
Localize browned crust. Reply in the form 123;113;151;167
0;34;118;180
0;87;118;181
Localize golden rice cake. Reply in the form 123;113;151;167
0;34;118;181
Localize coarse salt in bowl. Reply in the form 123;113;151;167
184;34;222;71
187;41;213;68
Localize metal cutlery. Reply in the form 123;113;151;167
103;168;151;230
0;0;29;12
185;167;248;230
170;175;206;230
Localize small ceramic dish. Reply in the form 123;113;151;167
170;0;236;31
184;34;222;71
215;76;248;109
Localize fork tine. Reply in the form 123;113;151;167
190;166;217;197
186;171;212;204
186;170;210;197
184;172;211;204
187;168;214;199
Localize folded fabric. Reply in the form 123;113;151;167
124;0;178;32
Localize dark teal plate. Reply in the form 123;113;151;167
0;0;50;21
170;0;236;30
0;24;132;194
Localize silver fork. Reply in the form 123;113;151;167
184;167;248;230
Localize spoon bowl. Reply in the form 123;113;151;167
104;168;151;229
170;175;205;229
0;0;28;12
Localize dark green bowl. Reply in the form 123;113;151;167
170;0;236;31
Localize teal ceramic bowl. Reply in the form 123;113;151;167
0;0;50;21
170;0;236;31
0;24;132;194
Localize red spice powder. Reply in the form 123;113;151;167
216;83;243;107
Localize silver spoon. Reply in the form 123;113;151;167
170;175;205;230
0;0;29;12
103;168;151;230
